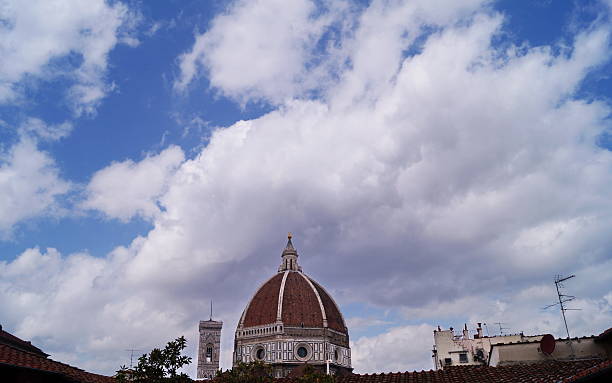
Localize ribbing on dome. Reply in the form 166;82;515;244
233;235;352;377
239;270;347;333
238;234;347;333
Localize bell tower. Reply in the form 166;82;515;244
197;304;223;379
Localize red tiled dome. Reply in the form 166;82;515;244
233;235;352;374
240;270;347;333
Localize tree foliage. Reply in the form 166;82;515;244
215;361;273;383
116;336;192;383
214;361;336;383
295;365;336;383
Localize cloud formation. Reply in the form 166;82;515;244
0;137;71;238
2;0;612;377
0;0;136;114
351;324;435;373
82;146;185;222
0;0;138;235
175;0;353;104
18;117;73;142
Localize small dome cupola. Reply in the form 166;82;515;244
278;233;302;272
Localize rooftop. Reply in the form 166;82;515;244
0;328;113;383
0;325;47;356
276;359;611;383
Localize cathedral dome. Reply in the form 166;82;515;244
234;234;351;377
238;268;347;333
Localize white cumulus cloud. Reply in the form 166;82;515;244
0;137;71;238
0;0;137;114
82;146;185;222
2;0;612;377
175;0;354;104
351;324;435;373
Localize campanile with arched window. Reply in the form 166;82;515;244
198;318;223;379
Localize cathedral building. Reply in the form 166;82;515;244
234;234;352;377
198;234;352;379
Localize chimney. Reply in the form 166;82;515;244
463;323;469;340
476;323;483;338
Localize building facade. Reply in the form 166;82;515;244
488;335;610;367
198;319;223;379
233;234;352;377
432;323;543;369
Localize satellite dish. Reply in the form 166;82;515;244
540;334;555;355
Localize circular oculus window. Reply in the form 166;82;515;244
294;343;312;361
253;346;266;361
297;347;308;358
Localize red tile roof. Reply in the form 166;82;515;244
281;272;324;328
331;360;609;383
0;328;47;356
241;271;347;333
0;343;114;383
308;277;346;333
595;327;612;342
243;273;285;327
562;359;612;382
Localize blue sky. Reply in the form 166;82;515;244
2;0;609;258
0;0;274;256
1;0;612;376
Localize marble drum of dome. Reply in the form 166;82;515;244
233;234;352;377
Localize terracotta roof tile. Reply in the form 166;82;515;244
243;273;284;327
241;271;348;333
282;272;323;327
308;277;346;333
562;359;612;382
323;360;608;383
0;343;114;383
0;329;47;356
595;327;612;342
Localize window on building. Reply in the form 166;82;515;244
297;347;308;358
444;358;452;366
459;353;468;363
256;347;265;360
206;345;213;363
475;349;485;362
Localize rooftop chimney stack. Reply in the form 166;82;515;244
463;323;469;340
476;323;483;338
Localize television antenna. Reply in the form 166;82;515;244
543;274;580;339
493;322;509;335
125;348;142;368
543;274;580;358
